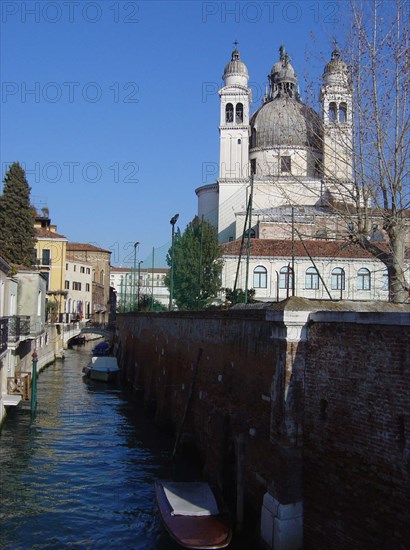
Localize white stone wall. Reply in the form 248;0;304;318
110;268;170;308
221;255;398;302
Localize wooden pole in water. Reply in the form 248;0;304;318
172;347;203;459
236;433;245;530
31;350;38;416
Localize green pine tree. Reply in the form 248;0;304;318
165;216;223;310
0;162;36;266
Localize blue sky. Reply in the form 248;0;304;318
1;0;342;267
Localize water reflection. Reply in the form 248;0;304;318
0;345;174;550
0;344;258;549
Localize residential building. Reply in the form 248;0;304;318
34;210;68;321
64;256;93;322
110;266;169;310
0;258;48;423
67;243;112;323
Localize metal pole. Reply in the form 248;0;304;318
244;175;254;304
151;247;155;311
137;261;143;310
133;242;139;312
31;350;38;416
197;215;204;307
291;206;295;296
124;274;128;312
120;276;124;312
169;214;179;311
170;223;175;310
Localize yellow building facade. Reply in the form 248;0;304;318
34;213;67;322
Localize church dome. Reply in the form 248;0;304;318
270;57;297;86
250;96;322;150
223;48;249;86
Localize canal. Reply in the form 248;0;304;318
0;345;259;549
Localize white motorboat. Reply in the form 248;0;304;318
82;356;120;383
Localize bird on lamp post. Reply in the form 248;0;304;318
169;214;179;310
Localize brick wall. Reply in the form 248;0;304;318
116;309;296;511
116;306;410;548
304;315;410;549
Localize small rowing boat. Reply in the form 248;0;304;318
155;480;232;549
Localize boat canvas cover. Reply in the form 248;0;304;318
90;357;119;371
162;482;219;517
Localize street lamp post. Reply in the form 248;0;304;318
137;261;143;310
133;242;140;311
169;214;179;311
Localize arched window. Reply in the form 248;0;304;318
253;265;267;288
339;102;347;122
100;270;104;284
279;266;294;290
331;267;345;290
225;103;233;123
235;103;243;123
328;102;337;122
357;268;371;290
305;267;319;290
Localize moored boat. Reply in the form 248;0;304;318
155;480;232;549
82;356;120;382
92;341;111;356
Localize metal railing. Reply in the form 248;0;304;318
0;318;8;355
6;315;30;342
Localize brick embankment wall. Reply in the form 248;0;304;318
116;310;295;514
304;319;410;550
116;306;410;550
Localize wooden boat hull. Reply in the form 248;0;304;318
155;481;232;549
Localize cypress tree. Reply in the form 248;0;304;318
0;162;36;266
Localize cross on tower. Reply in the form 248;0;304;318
233;40;239;49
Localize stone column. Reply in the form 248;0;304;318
260;310;309;550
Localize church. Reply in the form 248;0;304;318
196;45;408;302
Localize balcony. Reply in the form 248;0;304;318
6;316;30;343
0;318;8;355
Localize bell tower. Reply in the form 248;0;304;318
219;45;251;181
320;49;355;203
217;44;252;242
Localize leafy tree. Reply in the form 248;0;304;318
138;293;166;312
223;288;256;308
165;216;223;310
0;162;36;266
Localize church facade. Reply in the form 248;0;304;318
196;46;409;302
